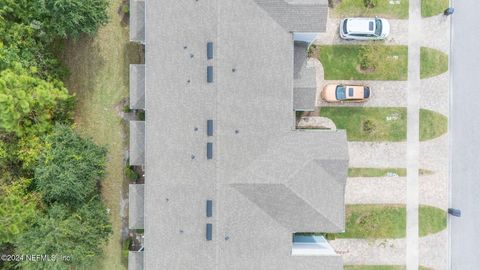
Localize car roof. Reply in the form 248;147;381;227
344;85;365;99
346;18;376;34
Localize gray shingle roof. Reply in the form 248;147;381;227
255;0;328;32
129;184;144;229
129;0;145;43
294;42;317;111
140;0;344;269
128;251;144;270
229;131;348;232
130;64;145;110
294;87;316;111
129;121;144;166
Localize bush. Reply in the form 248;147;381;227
364;0;378;8
362;120;376;134
137;111;145;121
122;237;132;262
123;105;132;113
122;4;130;14
125;166;140;181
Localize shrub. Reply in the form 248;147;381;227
123;105;132;113
362;120;376;134
137;111;145;121
364;0;378;8
125;166;140;181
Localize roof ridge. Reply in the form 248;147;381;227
231;183;340;231
253;0;329;32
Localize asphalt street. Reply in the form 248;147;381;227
450;0;480;269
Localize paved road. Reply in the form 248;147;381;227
450;0;480;269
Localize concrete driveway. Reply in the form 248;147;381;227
316;80;407;107
314;17;408;45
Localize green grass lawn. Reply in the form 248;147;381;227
332;0;409;19
420;47;449;79
336;204;407;239
345;266;405;270
348;168;407;177
320;107;447;142
58;0;143;269
320;107;407;141
348;168;434;177
333;204;446;239
419;205;447;237
316;45;408;81
420;109;448;141
421;0;449;17
345;266;432;270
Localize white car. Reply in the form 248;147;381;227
339;17;390;40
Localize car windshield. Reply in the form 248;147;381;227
336;85;346;100
375;19;382;36
343;20;348;34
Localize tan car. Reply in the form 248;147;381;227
321;84;371;103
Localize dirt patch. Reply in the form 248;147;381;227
356;65;376;74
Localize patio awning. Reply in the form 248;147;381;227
129;184;145;229
130;64;145;110
129;121;145;166
130;0;145;43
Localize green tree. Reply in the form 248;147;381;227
0;0;109;40
0;66;73;137
34;125;107;208
16;134;44;171
43;0;109;38
17;200;112;270
0;17;64;77
0;179;40;244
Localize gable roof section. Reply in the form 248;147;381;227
254;0;328;32
229;131;348;233
232;183;340;231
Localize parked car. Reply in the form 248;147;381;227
339;17;390;40
321;84;371;103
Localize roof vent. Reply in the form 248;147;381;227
207;143;213;159
206;200;213;217
207;66;213;83
207;120;214;136
207;42;214;60
206;224;213;241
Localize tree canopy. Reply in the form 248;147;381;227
0;66;73;136
17;200;111;270
0;1;112;267
0;0;109;40
34;125;107;208
0;179;40;244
